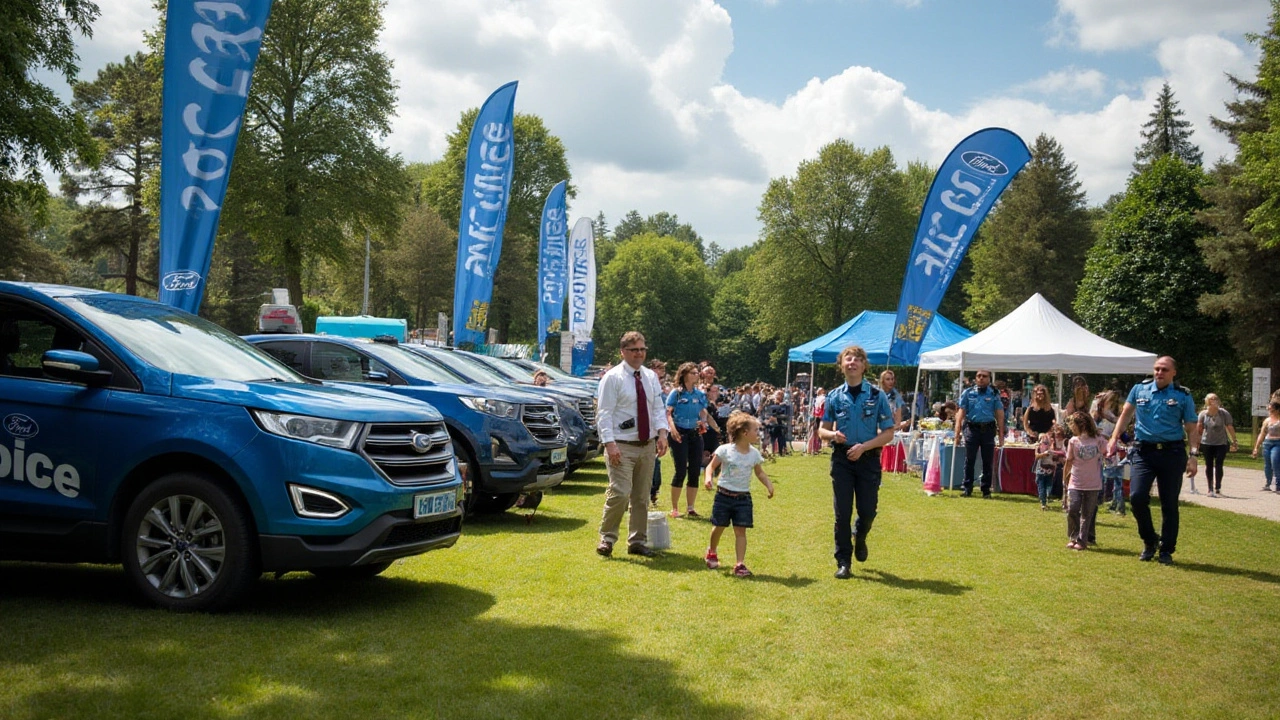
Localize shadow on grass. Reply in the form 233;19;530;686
1174;561;1280;586
461;512;588;536
610;552;817;588
0;563;749;720
547;481;604;496
856;568;973;596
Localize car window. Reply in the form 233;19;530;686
254;342;307;373
310;342;393;384
419;348;510;384
359;342;459;384
0;300;136;388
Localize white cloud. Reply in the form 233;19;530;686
46;0;1267;249
1053;0;1269;51
1012;68;1109;99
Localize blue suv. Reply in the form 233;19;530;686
245;334;569;514
0;283;463;611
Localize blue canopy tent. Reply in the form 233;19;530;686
788;311;972;364
785;311;974;432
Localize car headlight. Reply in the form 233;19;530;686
460;396;518;419
252;410;363;449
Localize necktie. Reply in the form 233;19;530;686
634;370;650;442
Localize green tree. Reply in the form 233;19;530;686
963;134;1093;327
420;111;573;341
613;210;644;242
0;0;99;211
386;203;455;333
1198;7;1280;387
1236;2;1280;250
611;209;704;259
594;233;712;363
60;52;161;296
220;0;408;308
1075;156;1225;384
0;209;68;283
1134;82;1203;172
749;140;914;355
708;269;775;384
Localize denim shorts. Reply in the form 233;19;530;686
711;490;753;528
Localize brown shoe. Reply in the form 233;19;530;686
596;541;613;557
627;543;656;557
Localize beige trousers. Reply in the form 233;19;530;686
599;440;656;546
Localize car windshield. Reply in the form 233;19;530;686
360;342;461;384
418;348;511;385
66;296;305;383
533;361;581;381
468;353;536;382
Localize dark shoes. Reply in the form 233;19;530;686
960;489;973;497
596;541;613;557
982;490;992;499
1138;544;1158;562
1158;552;1174;565
854;535;869;563
627;543;656;557
834;565;852;580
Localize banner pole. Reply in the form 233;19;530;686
948;367;962;491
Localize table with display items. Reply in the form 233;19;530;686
924;443;1038;494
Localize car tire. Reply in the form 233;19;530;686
473;492;520;514
310;561;393;581
121;472;258;612
449;434;480;515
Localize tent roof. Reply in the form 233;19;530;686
917;293;1156;374
788;310;973;365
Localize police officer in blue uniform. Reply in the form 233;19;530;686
954;369;1005;497
1107;356;1198;564
819;345;896;579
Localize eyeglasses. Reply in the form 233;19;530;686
624;347;647;353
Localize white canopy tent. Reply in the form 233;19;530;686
914;293;1156;491
918;293;1156;375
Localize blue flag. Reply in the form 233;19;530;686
537;180;568;359
887;128;1031;365
452;81;518;347
158;0;274;312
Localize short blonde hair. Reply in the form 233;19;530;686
836;345;867;365
726;411;758;442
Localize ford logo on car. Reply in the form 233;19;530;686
4;414;38;439
960;151;1009;176
161;271;203;292
410;431;433;453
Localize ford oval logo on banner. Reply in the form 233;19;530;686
162;271;203;293
4;414;39;439
960;151;1010;175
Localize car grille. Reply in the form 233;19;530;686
382;516;462;547
521;403;564;445
576;397;596;427
361;422;456;486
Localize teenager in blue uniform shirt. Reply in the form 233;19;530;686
819;345;896;579
1107;356;1198;565
954;369;1006;497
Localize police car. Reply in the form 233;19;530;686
0;283;464;611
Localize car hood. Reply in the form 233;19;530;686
171;374;443;423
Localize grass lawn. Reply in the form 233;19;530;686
3;453;1279;719
1224;449;1265;471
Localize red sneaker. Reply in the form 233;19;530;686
705;551;720;569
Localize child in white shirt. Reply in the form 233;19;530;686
703;412;775;577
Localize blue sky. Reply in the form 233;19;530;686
57;0;1274;248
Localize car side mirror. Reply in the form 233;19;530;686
42;349;112;387
366;370;390;383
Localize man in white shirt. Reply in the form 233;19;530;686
596;331;670;557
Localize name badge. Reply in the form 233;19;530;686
1166;399;1178;406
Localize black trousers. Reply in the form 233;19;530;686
1129;444;1186;554
669;427;703;488
831;446;881;566
963;424;997;493
1202;443;1228;491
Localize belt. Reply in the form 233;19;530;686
717;488;750;498
1137;440;1184;451
614;439;653;447
832;443;881;459
968;421;997;429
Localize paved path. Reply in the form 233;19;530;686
1177;465;1279;523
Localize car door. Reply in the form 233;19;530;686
0;299;111;523
306;341;401;385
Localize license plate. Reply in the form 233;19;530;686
550;447;567;464
414;490;456;519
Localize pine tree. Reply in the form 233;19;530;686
1133;82;1203;172
963;134;1093;328
1199;1;1280;389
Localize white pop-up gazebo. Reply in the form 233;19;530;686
918;293;1156;376
914;293;1156;491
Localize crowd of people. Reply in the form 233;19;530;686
592;331;1271;577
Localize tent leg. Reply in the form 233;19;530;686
909;368;922;430
948;368;963;491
